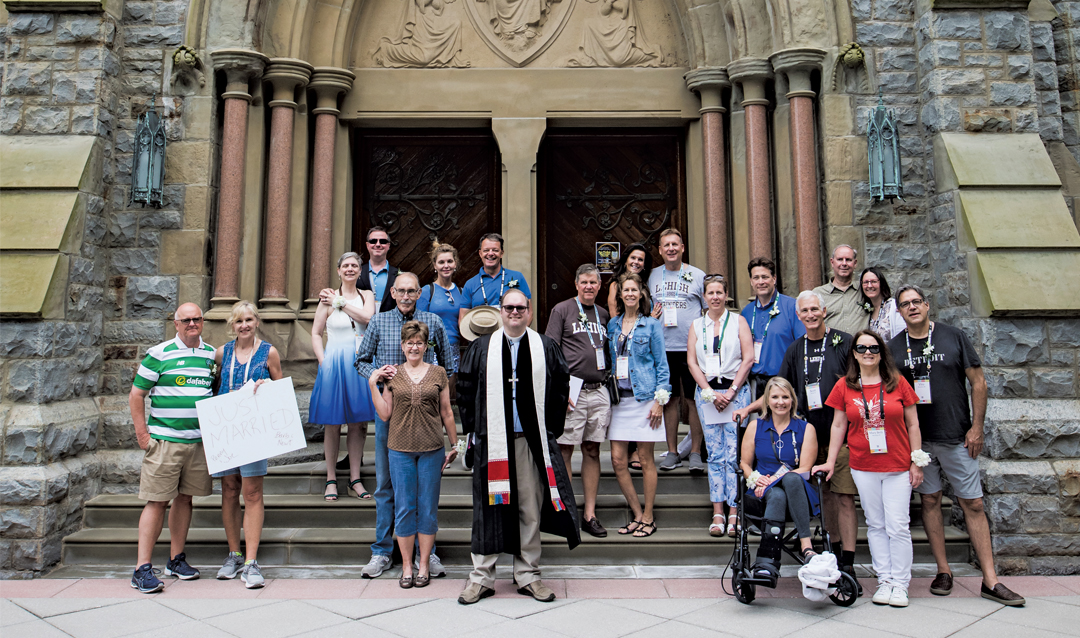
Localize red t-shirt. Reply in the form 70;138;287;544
825;377;919;473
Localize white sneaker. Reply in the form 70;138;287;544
889;586;909;607
872;583;893;605
362;554;392;578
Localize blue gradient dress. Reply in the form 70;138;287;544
308;296;376;424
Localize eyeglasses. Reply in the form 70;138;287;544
367;238;390;245
403;341;426;349
501;305;528;315
176;317;203;325
395;288;420;297
897;298;926;309
854;344;882;354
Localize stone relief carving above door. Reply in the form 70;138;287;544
567;0;668;67
374;0;472;67
463;0;576;66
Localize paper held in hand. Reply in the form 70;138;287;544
196;377;307;475
700;400;735;425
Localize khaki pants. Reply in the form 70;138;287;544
470;436;544;588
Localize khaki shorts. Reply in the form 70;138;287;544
817;444;858;495
558;386;611;445
139;439;213;502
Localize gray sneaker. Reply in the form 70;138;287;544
240;561;264;589
428;553;446;578
216;552;244;580
658;452;682;471
688;452;706;475
362;554;392;578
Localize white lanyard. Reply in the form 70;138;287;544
229;339;257;391
905;321;934;378
479;268;506;306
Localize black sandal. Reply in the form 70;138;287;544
800;548;818;561
618;520;643;535
324;480;338;501
349;479;372;500
633;521;657;537
629;460;643;472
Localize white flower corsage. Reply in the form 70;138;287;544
746;470;762;489
454;438;468;456
654;388;671;406
332;295;347;310
911;449;931;467
700;388;716;403
862;301;873;314
508;279;520;288
768;304;780;317
681;271;693;282
831;332;843;347
923;343;935;357
578;311;588;325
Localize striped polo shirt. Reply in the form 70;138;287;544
133;336;216;443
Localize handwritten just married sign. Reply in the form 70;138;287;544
195;377;306;475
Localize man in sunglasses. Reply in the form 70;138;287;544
355;272;453;579
459;233;532;326
457;289;578;605
358;226;399;314
888;285;1024;606
128;303;215;593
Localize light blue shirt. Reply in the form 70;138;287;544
507;333;524;433
369;262;389;306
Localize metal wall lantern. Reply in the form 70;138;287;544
130;96;166;208
867;91;903;202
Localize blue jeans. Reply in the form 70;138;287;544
388;448;443;537
372;415;394;557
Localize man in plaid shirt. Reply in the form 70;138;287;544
354;271;451;578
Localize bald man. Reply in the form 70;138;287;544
129;303;216;593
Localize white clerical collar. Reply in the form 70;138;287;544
505;332;525;345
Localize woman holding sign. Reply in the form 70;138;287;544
368;321;458;589
687;274;754;538
814;330;926;608
310;252;377;502
212;301;283;589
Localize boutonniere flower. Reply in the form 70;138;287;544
923;343;935;357
831;332;843;347
862;302;873;314
768;304;780;318
578;311;588;325
332;295;346;310
209;362;219;377
654;388;671;406
427;339;436;348
700;388;716;403
680;271;693;282
508;279;520;288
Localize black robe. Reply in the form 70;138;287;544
457;330;580;555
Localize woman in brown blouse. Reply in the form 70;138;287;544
369;321;458;589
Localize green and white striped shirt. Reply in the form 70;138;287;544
133;336;216;443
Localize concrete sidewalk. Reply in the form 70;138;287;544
3;575;1078;638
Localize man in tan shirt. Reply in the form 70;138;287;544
813;245;869;337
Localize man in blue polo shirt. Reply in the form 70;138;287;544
739;257;805;398
458;233;531;326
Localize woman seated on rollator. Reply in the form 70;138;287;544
739;377;819;587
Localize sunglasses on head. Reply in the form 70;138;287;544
703;273;725;282
367;238;390;245
854;344;881;354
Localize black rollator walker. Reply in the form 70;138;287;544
724;416;860;606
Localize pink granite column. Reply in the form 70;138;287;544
685;68;732;277
210;49;269;314
260;59;313;313
305;67;355;313
728;59;774;261
773;49;827;290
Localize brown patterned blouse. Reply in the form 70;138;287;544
386;364;449;452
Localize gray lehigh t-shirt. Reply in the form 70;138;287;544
648;263;707;352
544;297;610;385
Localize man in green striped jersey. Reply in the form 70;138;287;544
128;302;216;593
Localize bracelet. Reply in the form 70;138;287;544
911;449;931;467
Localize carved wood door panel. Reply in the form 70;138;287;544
537;129;687;322
353;131;500;287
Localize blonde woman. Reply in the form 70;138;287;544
416;242;466;380
212;301;283;589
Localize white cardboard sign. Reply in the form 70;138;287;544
196;377;306;475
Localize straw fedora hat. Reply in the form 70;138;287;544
460;306;503;341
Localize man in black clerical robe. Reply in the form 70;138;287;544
456;289;579;605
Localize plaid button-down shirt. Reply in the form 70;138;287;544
354;307;451;379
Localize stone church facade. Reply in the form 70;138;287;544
1;0;1078;577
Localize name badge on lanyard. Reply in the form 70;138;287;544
616;356;629;379
806;382;823;410
867;427;888;454
753;339;763;364
595;347;606;371
663;305;678;327
914;378;932;404
705;354;721;377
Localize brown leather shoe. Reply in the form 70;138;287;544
517;580;556;602
458;582;494;605
929;572;953;596
981;582;1026;606
582;516;608;538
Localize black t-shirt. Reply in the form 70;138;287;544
778;330;852;447
888;322;981;444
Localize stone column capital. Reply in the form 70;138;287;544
309;67;356;116
685;68;730;114
727;58;773;106
771;48;827;98
265;58;315;109
211;48;270;101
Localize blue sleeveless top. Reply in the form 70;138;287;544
218;340;272;394
754;417;811;476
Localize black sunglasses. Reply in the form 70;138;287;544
367;238;390;245
854;344;882;354
501;305;528;314
176;317;203;325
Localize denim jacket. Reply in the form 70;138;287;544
606;314;671;403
